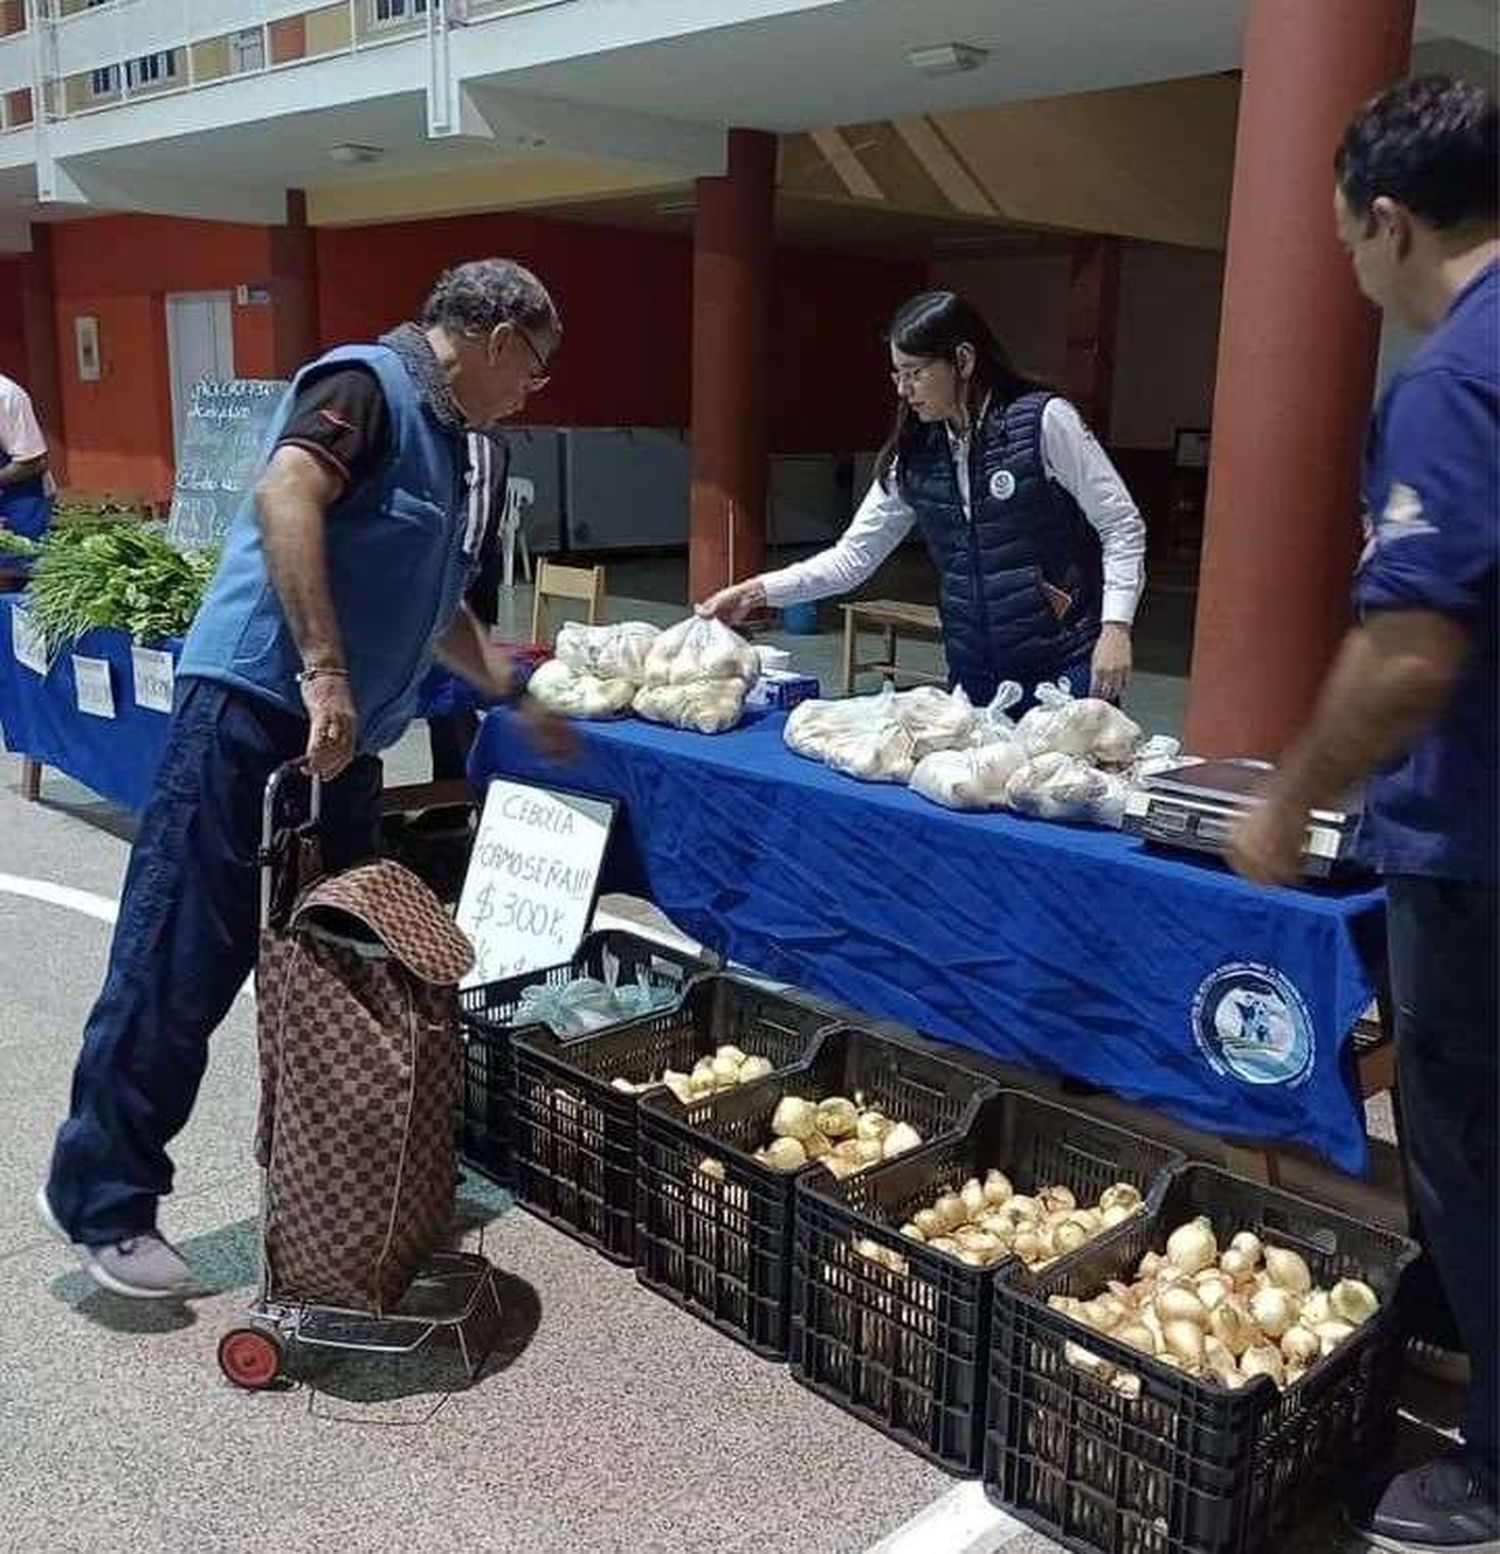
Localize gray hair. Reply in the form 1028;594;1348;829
421;259;559;339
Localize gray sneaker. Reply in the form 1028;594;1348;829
35;1186;202;1300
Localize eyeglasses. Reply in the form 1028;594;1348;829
515;326;552;390
890;359;940;388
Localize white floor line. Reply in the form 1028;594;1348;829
0;871;118;925
0;872;255;1004
864;1481;1026;1554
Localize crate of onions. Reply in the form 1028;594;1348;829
634;1025;988;1359
508;975;835;1263
984;1163;1419;1554
787;1089;1183;1473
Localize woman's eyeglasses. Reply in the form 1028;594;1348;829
890;359;940;388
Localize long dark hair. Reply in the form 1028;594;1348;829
876;290;1042;494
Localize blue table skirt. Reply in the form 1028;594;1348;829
471;706;1388;1174
0;594;477;813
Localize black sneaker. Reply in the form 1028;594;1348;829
1349;1458;1500;1552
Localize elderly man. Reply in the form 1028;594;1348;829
39;259;561;1299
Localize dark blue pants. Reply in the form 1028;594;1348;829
1387;876;1498;1490
47;678;381;1245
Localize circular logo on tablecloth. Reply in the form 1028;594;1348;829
1191;962;1314;1088
988;469;1017;501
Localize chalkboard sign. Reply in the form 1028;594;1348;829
456;779;616;989
166;379;288;550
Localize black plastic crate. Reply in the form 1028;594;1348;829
509;976;834;1263
984;1163;1419;1554
458;929;714;1185
634;1024;992;1360
788;1089;1184;1474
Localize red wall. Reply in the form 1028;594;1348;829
0;255;23;382
317;212;695;432
51;215;275;501
42;208;927;502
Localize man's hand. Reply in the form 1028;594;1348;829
1228;798;1308;888
1090;622;1133;702
301;672;357;779
697;579;767;625
519;694;577;761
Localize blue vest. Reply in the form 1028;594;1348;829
178;344;471;753
901;391;1101;703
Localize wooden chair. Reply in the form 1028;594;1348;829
531;558;606;646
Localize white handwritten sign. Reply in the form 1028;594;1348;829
72;655;115;719
455;779;615;990
165;377;288;550
11;606;48;675
131;645;175;713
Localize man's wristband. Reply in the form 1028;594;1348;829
296;665;348;686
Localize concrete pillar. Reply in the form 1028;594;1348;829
1063;235;1121;441
20;224;63;485
269;189;320;379
687;129;775;604
1184;0;1414;756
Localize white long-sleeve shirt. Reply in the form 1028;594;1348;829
761;398;1147;625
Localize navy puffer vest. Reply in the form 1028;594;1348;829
900;391;1101;704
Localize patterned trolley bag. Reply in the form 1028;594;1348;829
255;856;476;1314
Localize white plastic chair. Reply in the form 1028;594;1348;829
499;476;535;588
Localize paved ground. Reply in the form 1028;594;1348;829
0;583;1463;1553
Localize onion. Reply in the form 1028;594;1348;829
1102;1204;1136;1229
1195;1275;1230;1312
882;1122;922;1160
933;1193;967;1231
1218;1248;1255;1282
1166;1217;1218;1275
1155;1287;1210;1328
710;1054;741;1083
816;1097;859;1139
1163;1319;1206;1369
1040;1185;1077;1215
961;1179;987;1220
1328;1279;1379;1326
1315;1320;1355;1356
1299;1290;1330;1327
856;1111;892;1143
716;1044;747;1067
738;1055;773;1083
1085;1296;1126;1332
1203;1335;1241;1387
1137;1251;1164;1280
1209;1298;1255;1357
663;1071;696;1106
928;1235;959;1254
984;1169;1014;1206
900;1222;925;1243
803;1130;832;1160
913;1208;943;1238
1115;1322;1157;1355
957;1249;987;1267
1249;1286;1297;1339
1001;1196;1042;1227
1054;1219;1091;1255
853;1138;884;1165
1281;1326;1319;1365
763;1136;807;1172
696;1156;726;1182
1264;1247;1312;1294
1230;1231;1263;1264
772;1097;818;1141
1240;1343;1285;1385
979;1213;1014;1238
1100;1182;1143;1214
1011;1229;1043;1264
955;1227;1002;1257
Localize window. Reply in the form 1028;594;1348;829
125;50;179;89
89;66;119;98
371;0;429;25
229;28;265;74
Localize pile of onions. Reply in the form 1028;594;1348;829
754;1094;923;1179
1050;1218;1381;1395
611;1044;774;1101
893;1176;1144;1270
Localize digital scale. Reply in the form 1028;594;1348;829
1122;758;1364;878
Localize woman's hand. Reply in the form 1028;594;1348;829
1090;623;1133;702
696;578;767;625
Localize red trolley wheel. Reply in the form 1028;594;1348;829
218;1326;283;1390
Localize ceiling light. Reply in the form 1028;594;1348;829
328;143;384;165
907;43;989;77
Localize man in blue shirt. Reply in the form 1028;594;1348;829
38;260;564;1300
1232;76;1496;1550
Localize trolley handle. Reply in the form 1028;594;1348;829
259;762;324;931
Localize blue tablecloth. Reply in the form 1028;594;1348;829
471;706;1388;1174
0;594;477;813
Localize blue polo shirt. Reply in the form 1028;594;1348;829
1353;261;1498;883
